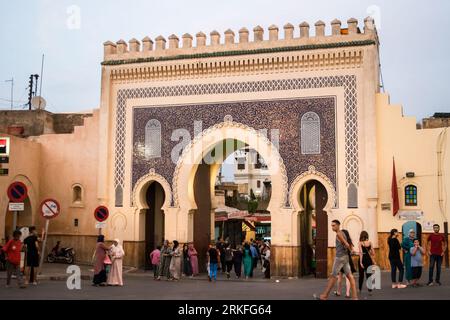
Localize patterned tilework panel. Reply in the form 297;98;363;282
131;97;337;194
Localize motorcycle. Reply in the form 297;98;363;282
47;247;75;264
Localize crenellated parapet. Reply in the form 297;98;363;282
102;17;377;64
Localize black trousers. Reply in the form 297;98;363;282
389;258;404;283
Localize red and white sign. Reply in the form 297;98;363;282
40;199;60;219
94;206;109;222
7;181;28;202
0;137;10;156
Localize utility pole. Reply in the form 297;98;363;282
28;75;34;110
5;78;13;110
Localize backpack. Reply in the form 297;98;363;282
225;248;233;262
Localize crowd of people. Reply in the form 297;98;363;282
315;221;447;300
1;223;446;293
147;237;271;282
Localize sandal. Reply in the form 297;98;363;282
333;291;341;297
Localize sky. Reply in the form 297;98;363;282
1;0;449;118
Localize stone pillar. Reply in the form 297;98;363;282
196;32;206;47
155;36;166;51
239;28;249;43
268;24;279;41
182;33;193;48
224;29;235;45
368;199;378;247
103;41;116;59
331;19;342;35
142;37;154;51
300;22;310;38
168;34;179;49
347;18;358;34
128;38;140;52
253;25;264;42
210;30;220;46
283;23;294;40
116;39;128;54
364;16;375;34
314;20;325;37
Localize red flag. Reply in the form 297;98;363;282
391;158;400;216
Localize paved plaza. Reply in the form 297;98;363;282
1;263;449;300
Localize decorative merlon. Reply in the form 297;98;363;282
102;18;378;62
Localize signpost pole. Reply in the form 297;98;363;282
38;219;50;275
12;211;17;231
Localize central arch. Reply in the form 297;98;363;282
172;118;288;273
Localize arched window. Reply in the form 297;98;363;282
71;184;84;207
115;186;123;207
347;183;358;208
145;119;161;159
405;185;417;206
301;112;321;154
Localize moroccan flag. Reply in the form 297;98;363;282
391;158;400;216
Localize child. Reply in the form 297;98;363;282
2;230;26;288
149;246;161;280
410;239;425;287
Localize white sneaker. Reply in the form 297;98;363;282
397;284;407;289
391;284;398;289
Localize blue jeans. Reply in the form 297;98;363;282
209;263;218;280
429;255;443;282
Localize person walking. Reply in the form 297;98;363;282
358;231;376;294
169;240;181;281
149;246;161;280
427;224;446;286
2;230;26;289
233;245;243;279
24;226;39;285
243;243;253;280
107;239;125;286
216;238;226;273
334;230;356;298
207;242;220;282
402;229;416;285
314;220;358;300
182;243;192;277
262;242;271;279
157;240;172;280
224;243;234;279
92;235;111;287
188;242;199;277
410;239;425;287
388;229;407;289
250;241;259;277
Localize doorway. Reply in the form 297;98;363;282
299;180;328;278
144;182;165;270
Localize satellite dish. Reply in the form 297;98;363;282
31;96;46;110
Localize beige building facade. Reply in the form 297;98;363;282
1;17;449;277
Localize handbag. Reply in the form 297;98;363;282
104;254;112;265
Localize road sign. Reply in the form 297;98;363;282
9;202;24;211
94;206;109;222
0;137;10;156
95;222;107;229
40;199;60;219
7;181;28;202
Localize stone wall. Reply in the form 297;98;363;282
0;110;92;137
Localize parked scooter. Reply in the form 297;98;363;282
47;242;75;264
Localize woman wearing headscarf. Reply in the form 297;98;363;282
262;242;271;279
243;243;253;280
182;243;192;277
107;239;125;286
169;240;181;281
188;242;199;277
402;229;416;284
157;240;172;280
93;235;111;286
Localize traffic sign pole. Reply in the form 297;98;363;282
38;219;49;274
12;211;17;231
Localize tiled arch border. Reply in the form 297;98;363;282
113;75;358;206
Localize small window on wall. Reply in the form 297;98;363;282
405;185;417;206
71;184;84;207
301;112;321;155
257;180;261;188
347;183;358;208
145;119;161;160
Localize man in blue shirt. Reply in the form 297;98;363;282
250;241;259;277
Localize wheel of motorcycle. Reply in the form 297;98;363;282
66;256;74;264
47;255;55;263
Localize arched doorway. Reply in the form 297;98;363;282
299;180;328;278
144;181;165;269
